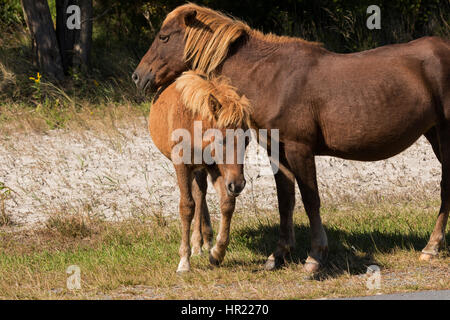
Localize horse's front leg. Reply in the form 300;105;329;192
285;142;328;273
174;165;195;273
265;152;296;270
207;167;236;265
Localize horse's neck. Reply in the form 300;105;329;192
219;36;320;126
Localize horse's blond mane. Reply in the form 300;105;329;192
165;3;321;75
175;71;252;129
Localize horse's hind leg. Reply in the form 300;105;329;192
174;165;195;273
420;126;449;260
424;126;441;163
264;150;296;271
190;169;213;256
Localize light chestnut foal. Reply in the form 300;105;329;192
149;71;252;272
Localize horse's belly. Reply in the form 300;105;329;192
319;106;436;161
321;131;426;161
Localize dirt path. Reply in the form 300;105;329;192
0;118;442;227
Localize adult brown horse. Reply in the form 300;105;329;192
134;3;450;272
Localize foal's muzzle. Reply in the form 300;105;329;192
227;179;246;197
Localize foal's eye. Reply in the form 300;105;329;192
159;34;169;43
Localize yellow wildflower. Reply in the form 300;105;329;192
29;72;42;84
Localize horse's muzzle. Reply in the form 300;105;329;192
132;70;156;93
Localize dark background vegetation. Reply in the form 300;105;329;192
0;0;449;127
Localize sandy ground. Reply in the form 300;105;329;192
0;118;442;227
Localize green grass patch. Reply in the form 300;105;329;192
0;199;448;299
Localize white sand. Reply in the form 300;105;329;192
0;118;441;227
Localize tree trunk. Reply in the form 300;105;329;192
74;0;93;69
21;0;64;81
56;0;92;73
56;0;78;73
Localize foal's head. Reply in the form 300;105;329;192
176;71;252;196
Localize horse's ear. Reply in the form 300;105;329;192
208;94;221;121
181;9;197;26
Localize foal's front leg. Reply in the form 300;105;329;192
207;167;236;265
174;165;195;273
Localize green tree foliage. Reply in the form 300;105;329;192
1;0;448;53
0;0;24;27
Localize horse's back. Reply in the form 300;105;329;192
311;37;448;160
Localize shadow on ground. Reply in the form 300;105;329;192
230;223;449;279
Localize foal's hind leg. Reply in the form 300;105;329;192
191;169;213;256
420;127;449;260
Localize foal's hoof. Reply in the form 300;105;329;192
419;252;436;261
209;254;221;266
202;241;213;252
176;267;191;274
191;247;203;257
264;255;284;271
176;258;191;273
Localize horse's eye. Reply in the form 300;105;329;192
159;34;169;43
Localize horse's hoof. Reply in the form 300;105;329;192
304;256;322;273
419;252;436;261
304;262;321;273
264;255;284;271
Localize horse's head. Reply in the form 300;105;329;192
133;4;248;93
176;70;252;197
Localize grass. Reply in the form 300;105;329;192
0;24;152;136
0;199;448;299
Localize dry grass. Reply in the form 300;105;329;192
0;182;14;227
0;199;448;300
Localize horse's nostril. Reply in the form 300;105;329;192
132;72;139;84
227;183;235;193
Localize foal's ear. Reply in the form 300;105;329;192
181;9;197;26
208;94;221;121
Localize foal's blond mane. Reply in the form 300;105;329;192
165;3;321;75
175;71;252;129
